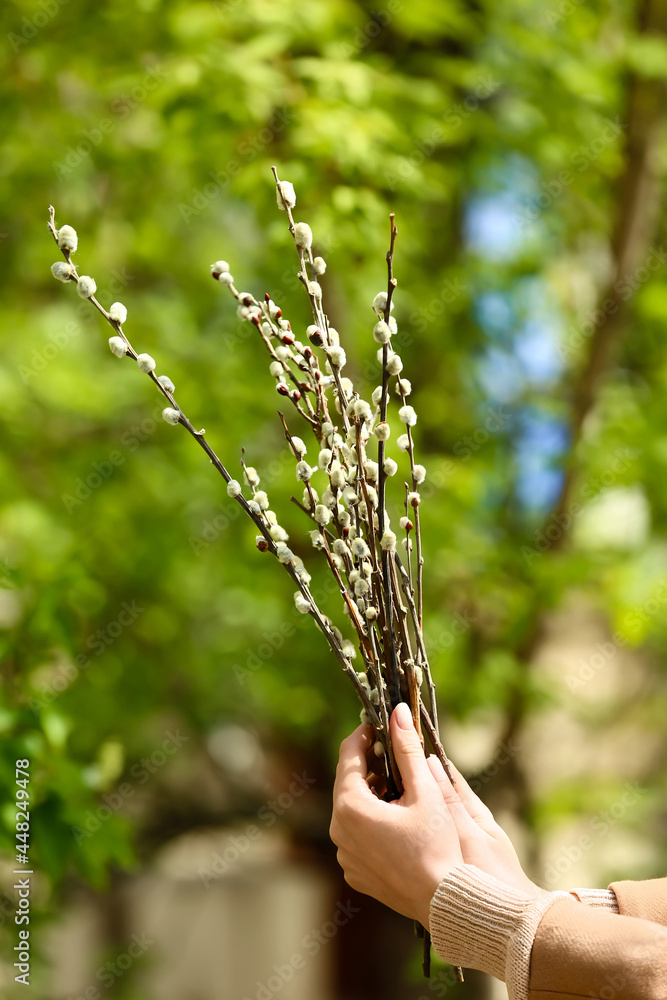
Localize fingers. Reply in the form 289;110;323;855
446;762;497;830
390;703;436;800
427;757;496;832
333;724;374;804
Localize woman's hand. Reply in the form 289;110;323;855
426;755;543;898
329;702;464;929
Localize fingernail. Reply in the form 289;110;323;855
393;702;413;730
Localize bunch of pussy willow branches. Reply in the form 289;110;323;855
47;168;461;979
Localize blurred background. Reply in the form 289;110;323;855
1;0;667;997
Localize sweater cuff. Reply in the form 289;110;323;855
568;887;620;912
429;865;571;1000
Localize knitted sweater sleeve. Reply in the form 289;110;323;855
429;866;667;1000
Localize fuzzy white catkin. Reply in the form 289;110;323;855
397;433;410;451
342;486;357;506
331;538;347;558
408;491;421;506
386;354;403;375
372;386;383;406
247;500;261;515
108;337;126;358
383;458;398;476
270;524;289;542
413;464;426;484
296;461;311;481
294;222;312;249
77;275;97;299
328;346;346;368
380;529;397;551
158;374;175;392
109;302;127;324
308;281;322;298
218;272;234;286
341;640;356;658
162;407;180;425
327;327;340;346
318;448;332;470
277;181;296;210
330;466;346;490
269;362;283;380
351;537;369;558
291;436;307;456
244;466;260;487
314;504;332;526
321;489;336;509
354;399;372;421
312;256;326;275
294;592;310;614
399;404;417;426
402;538;413;551
302;488;317;509
364;460;379;482
400;516;413;530
276;543;294;564
372;291;393;315
136;353;156;373
373;321;391;344
51;261;73;282
211;260;230;275
374;422;390;441
227;479;242;497
57;225;78;252
395;378;412;396
310;529;324;549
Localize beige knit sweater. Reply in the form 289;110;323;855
429;865;667;999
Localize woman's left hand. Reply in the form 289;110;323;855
329;703;464;929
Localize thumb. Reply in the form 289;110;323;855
390;702;432;798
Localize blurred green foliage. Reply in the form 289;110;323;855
1;0;667;987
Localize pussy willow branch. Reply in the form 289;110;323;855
46;206;382;732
